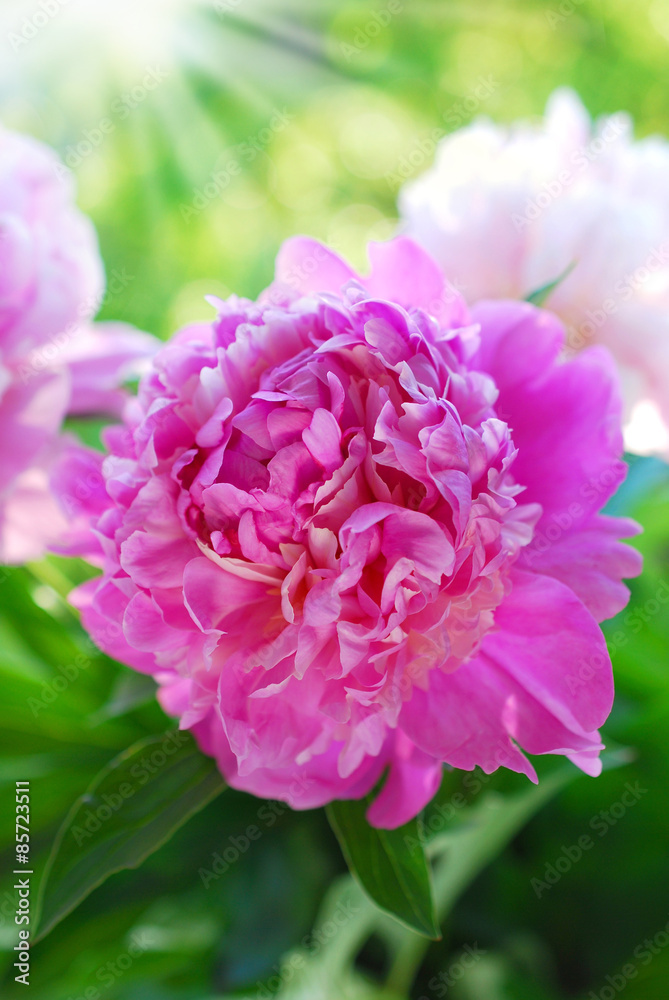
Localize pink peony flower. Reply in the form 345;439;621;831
399;89;669;456
0;125;103;359
0;125;158;563
60;236;641;828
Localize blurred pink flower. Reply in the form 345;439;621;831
59;236;641;827
399;89;669;456
0;125;158;563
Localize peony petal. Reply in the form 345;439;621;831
365;237;468;327
274;236;356;296
366;733;443;829
484;569;614;735
521;514;642;622
61;321;160;417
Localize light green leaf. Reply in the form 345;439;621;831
525;261;576;306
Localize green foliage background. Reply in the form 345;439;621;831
1;1;669;997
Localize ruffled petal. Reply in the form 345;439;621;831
521;514;642;621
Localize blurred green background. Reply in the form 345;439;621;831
1;0;669;997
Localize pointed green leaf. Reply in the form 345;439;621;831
35;730;225;941
385;764;592;994
525;260;576;306
326;798;440;940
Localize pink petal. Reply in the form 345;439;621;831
365;237;468;326
274;236;356;296
521;514;642;622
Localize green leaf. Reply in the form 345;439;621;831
34;730;225;941
385;765;584;995
525;261;576;306
61;416;113;452
326;798;440;940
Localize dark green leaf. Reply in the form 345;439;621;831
327;798;440;939
35;730;225;940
